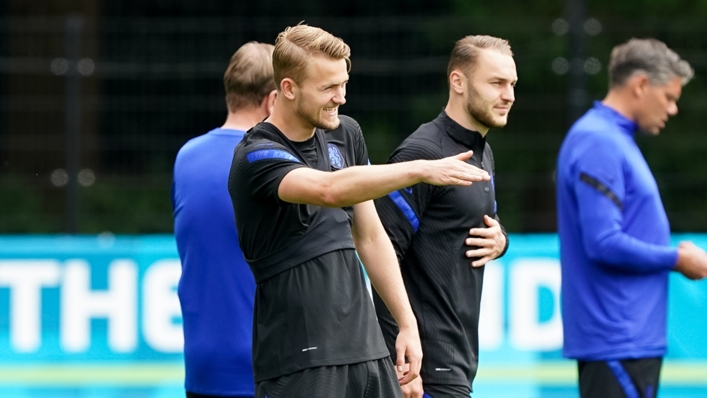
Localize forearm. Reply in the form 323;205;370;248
323;162;427;208
577;187;677;272
355;228;417;330
279;150;485;207
584;229;677;272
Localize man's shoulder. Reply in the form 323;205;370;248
571;108;625;137
390;120;444;162
325;115;362;141
337;114;361;131
175;129;237;163
565;110;627;149
176;129;215;153
234;128;300;166
238;123;285;151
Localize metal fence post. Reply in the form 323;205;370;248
64;15;82;233
565;0;587;126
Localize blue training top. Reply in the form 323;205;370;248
173;128;255;396
556;102;678;360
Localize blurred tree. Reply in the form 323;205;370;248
2;0;707;233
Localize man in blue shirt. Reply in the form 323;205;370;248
557;38;707;398
173;42;277;398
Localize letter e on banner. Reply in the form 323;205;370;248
143;259;183;352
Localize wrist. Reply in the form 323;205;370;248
410;160;427;184
396;315;419;332
674;247;686;270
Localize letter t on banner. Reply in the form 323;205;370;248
0;260;61;352
60;259;137;352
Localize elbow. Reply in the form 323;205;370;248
320;190;356;208
320;190;343;207
583;231;617;264
317;179;347;207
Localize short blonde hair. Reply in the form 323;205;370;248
224;41;275;112
273;24;351;89
447;35;513;79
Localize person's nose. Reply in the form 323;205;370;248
333;86;346;105
667;101;678;116
501;85;515;103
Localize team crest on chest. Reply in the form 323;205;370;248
328;143;345;170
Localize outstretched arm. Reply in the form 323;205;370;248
352;199;422;387
278;151;489;207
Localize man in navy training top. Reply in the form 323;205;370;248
556;38;707;398
228;24;492;398
373;35;514;398
173;41;277;398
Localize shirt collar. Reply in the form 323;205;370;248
592;101;638;136
436;110;486;151
210;127;247;136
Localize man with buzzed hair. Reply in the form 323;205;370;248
173;41;277;398
228;24;491;398
373;35;515;398
557;38;707;398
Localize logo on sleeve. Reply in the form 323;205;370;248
328;143;345;170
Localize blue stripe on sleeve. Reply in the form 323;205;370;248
388;190;419;232
246;149;301;163
606;361;639;398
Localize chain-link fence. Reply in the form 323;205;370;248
2;16;707;233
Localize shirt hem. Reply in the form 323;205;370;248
422;378;474;388
185;386;254;396
254;350;390;383
564;345;666;361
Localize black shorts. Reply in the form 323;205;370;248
186;392;252;398
255;357;402;398
578;357;662;398
423;383;471;398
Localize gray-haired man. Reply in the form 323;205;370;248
557;38;707;398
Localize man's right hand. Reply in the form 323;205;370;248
675;241;707;280
418;151;490;186
396;365;424;398
395;324;422;386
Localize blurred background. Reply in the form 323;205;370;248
3;0;707;234
1;0;707;397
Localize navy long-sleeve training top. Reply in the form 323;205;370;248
556;101;678;360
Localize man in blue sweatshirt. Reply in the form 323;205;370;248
556;38;707;398
173;42;276;398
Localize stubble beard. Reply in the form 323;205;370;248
295;97;340;131
466;81;508;129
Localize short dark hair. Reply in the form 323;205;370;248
224;42;276;112
608;38;693;88
447;35;513;79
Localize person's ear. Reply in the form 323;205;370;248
631;74;650;99
280;78;297;100
449;70;466;95
263;89;277;116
